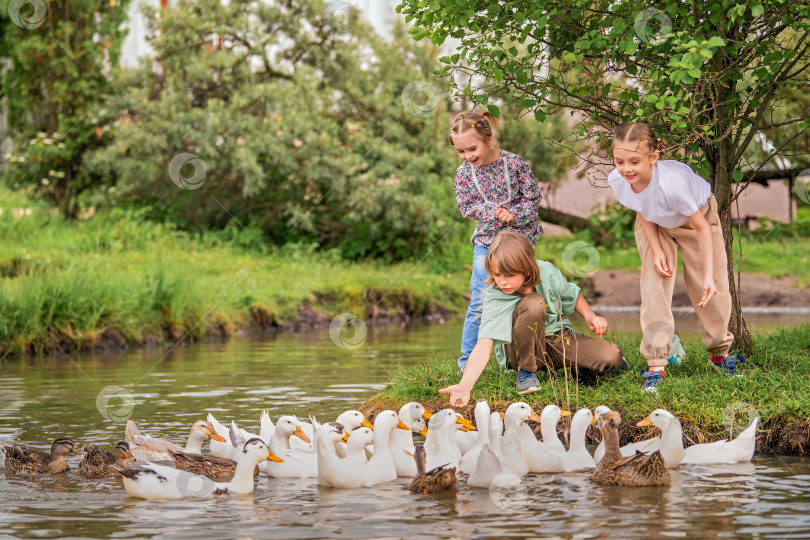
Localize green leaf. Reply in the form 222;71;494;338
534;110;546;123
733;170;744;182
751;4;764;17
488;104;501;118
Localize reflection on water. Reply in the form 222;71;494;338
1;317;809;538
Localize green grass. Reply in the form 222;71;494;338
0;189;469;354
367;325;810;450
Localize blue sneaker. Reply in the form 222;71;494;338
711;354;746;377
640;369;665;393
516;369;541;395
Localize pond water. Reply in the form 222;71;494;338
1;315;808;539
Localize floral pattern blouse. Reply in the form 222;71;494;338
453;149;543;246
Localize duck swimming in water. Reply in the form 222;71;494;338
592;411;670;487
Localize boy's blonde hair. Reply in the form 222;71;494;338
484;230;540;290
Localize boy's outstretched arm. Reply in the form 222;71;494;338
439;338;494;408
574;294;608;337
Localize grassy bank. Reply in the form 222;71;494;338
0;195;469;355
362;324;810;455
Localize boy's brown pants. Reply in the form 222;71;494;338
635;194;733;368
503;293;626;378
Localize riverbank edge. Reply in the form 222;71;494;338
0;291;459;357
359;325;810;457
360;395;809;456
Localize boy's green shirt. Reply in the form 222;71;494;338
478;260;581;369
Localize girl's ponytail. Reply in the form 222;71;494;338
449;109;497;145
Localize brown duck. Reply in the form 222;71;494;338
79;441;134;478
592;411;670;487
407;445;457;495
168;450;260;481
3;438;80;474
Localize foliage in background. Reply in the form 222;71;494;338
85;0;461;261
1;0;132;217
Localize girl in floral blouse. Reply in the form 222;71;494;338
450;109;544;371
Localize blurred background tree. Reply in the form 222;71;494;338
1;0;132;217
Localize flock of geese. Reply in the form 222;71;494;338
2;401;759;500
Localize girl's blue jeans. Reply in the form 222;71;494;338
458;245;489;369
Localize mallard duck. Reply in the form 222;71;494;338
79;441;133;478
3;438;80;474
407;445;456;495
563;408;596;472
168;450;242;482
593;406;668;464
116;438;282;500
315;411;409;488
126;419;226;461
592;411;670;487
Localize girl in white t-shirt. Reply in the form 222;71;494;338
608;122;746;392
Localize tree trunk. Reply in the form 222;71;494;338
713;166;754;356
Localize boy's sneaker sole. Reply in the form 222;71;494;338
517;385;541;395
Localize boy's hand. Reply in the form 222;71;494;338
494;208;514;224
653;249;673;277
439;385;470;408
586;314;608;337
698;275;717;307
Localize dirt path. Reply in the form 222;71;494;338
590;269;810;308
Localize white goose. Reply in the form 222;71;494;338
116;438;282;500
207;413;237;458
424;409;471;471
468;410;520;489
300;410;374;455
503;402;565;475
682;417;758;464
537;404;571;453
459;399;491;475
315;411;409;488
344;426;374;466
636;409;758;466
126;420;225;461
391;402;431;477
563;408;596;472
262;416;317;478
